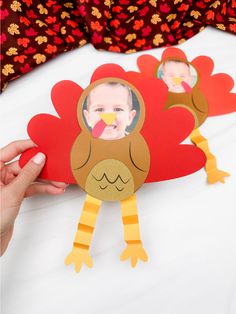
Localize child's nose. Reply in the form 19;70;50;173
172;77;182;85
100;113;116;125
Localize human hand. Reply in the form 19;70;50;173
0;140;67;256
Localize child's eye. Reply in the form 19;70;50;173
95;108;104;112
114;108;124;112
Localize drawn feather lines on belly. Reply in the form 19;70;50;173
92;173;131;185
92;171;131;192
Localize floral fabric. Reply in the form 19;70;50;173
1;0;235;91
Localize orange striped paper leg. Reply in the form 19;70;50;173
65;194;101;273
120;194;148;267
190;128;230;184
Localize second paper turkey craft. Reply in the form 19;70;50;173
135;47;236;184
20;64;205;272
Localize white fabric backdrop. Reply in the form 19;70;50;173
1;27;236;314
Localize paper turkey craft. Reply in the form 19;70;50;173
135;48;236;184
20;64;206;272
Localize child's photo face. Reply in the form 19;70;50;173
83;83;136;140
161;61;193;93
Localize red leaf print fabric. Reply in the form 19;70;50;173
1;0;235;91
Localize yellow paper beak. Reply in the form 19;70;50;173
172;77;182;85
100;113;116;125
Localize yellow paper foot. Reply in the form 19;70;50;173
120;243;148;268
207;169;230;184
65;247;93;273
190;128;230;184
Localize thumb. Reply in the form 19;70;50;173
10;152;46;198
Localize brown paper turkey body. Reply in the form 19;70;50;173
71;79;150;202
71;133;150;202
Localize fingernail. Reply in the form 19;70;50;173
32;152;46;165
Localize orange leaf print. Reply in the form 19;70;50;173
112;6;122;13
91;21;103;32
110;19;120;28
206;10;215;20
108;46;121;52
171;20;180;29
229;23;236;32
104;10;111;19
23;0;33;6
20;16;30;26
178;3;189;11
17;38;30;48
67;20;78;28
45;16;56;24
13;55;27;63
45;44;57;54
135;38;146;48
161;23;170;32
133;19;144;30
46;29;56;36
66;35;75;43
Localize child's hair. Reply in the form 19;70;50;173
158;60;190;79
86;82;133;110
